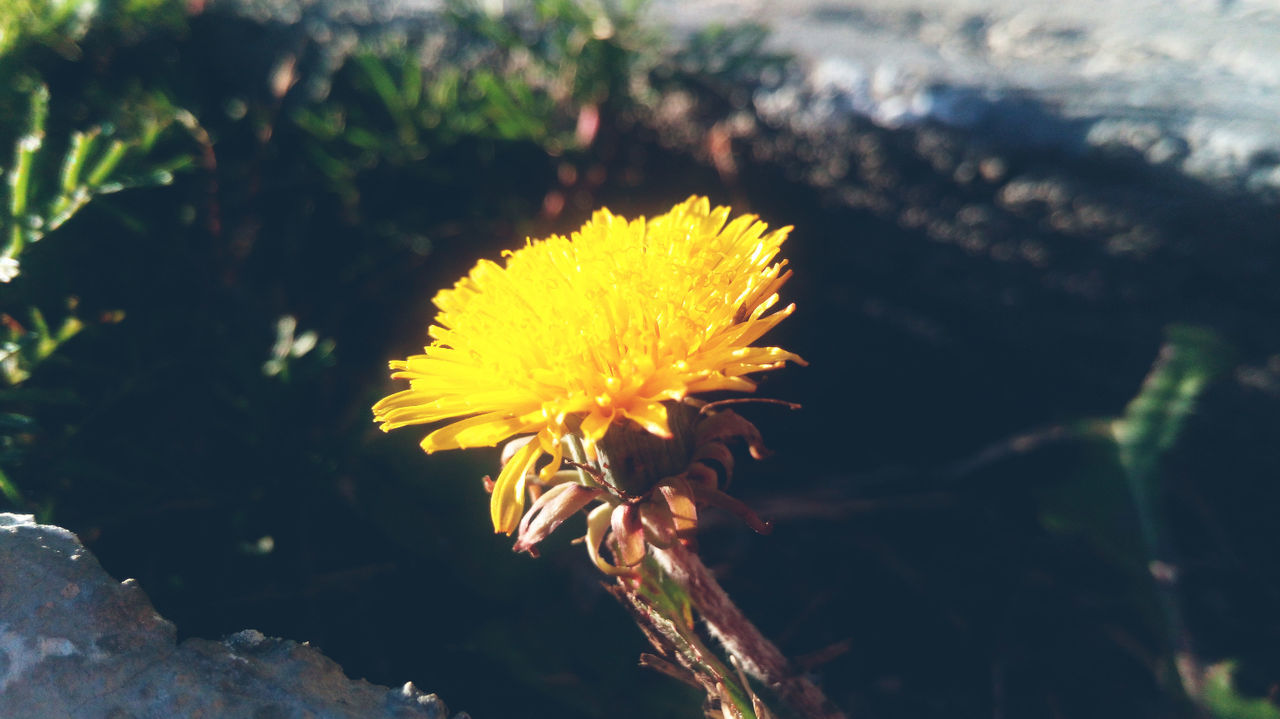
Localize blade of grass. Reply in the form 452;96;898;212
0;465;24;507
1113;324;1231;704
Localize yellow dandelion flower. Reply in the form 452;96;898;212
373;196;804;534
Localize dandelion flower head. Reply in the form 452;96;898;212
374;196;803;533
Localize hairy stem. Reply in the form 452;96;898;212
652;542;846;719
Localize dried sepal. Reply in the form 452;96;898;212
500;434;536;466
505;406;778;570
513;482;604;557
638;501;677;549
695;409;770;460
689;441;735;488
655;475;699;543
611;504;648;568
586;503;635;576
693;485;772;535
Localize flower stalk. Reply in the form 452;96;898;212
651;542;844;719
587;411;845;719
611;556;763;718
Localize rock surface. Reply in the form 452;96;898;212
650;0;1280;196
0;513;460;719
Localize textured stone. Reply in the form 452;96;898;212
0;514;461;719
651;0;1280;196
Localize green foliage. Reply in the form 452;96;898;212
667;22;791;88
1205;662;1280;719
0;73;186;506
261;315;336;383
0;76;194;439
1;302;86;386
0;0;95;59
293;48;563;180
1115;327;1236;710
0;299;87;513
1035;327;1231;567
1032;419;1145;569
1115;325;1233;519
450;0;652;104
1;80;193;275
0;0;185;61
294;0;655;197
0;4;196;514
1032;327;1252;713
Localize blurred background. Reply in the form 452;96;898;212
2;1;1279;718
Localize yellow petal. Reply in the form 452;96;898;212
421;412;538;452
579;408;615;446
621;401;672;438
490;438;542;534
536;429;565;481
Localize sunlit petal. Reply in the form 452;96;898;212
490;439;542;535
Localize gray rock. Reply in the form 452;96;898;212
649;0;1280;196
0;513;461;719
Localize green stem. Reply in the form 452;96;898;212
560;432;597;489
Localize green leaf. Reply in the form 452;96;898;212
1204;662;1280;719
1114;325;1232;514
85;139;128;187
0;465;24;507
5;83;48;255
1035;327;1232;579
0;412;35;432
400;53;422;109
1033;423;1148;571
58;130;96;194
